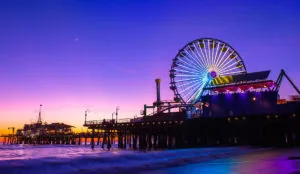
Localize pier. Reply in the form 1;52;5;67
1;111;300;150
1;38;300;151
1;131;117;146
83;111;300;150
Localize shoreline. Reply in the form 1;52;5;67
0;146;267;174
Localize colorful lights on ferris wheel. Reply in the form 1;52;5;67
170;38;247;104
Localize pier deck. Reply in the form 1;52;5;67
83;112;300;149
2;112;300;150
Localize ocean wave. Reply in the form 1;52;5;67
0;146;264;174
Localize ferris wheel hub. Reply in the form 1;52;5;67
207;71;217;80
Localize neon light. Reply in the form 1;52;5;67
170;38;247;104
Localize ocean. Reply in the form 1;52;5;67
0;145;299;174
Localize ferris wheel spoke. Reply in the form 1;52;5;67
192;43;207;68
216;47;230;69
204;39;213;68
183;49;205;71
215;47;230;69
178;51;203;72
214;44;226;69
207;40;212;68
219;66;237;75
175;64;203;75
219;58;238;71
175;74;203;77
219;60;242;73
192;81;209;102
198;41;210;69
217;51;235;70
214;43;222;71
202;40;211;68
205;40;212;67
211;40;218;70
176;73;205;80
170;38;247;104
176;78;205;88
220;66;245;74
175;77;202;83
187;45;207;70
211;42;222;72
179;79;203;95
182;82;203;102
209;40;216;70
196;44;208;68
198;41;209;69
177;56;203;73
208;40;214;69
219;64;244;74
219;59;242;74
178;80;202;94
186;80;206;103
176;80;199;88
175;68;206;77
186;90;198;103
177;79;204;91
186;51;206;71
175;70;202;76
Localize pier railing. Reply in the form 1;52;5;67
117;118;131;123
84;117;144;126
84;120;105;125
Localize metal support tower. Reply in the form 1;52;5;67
275;69;300;94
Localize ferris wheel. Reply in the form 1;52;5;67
170;38;247;104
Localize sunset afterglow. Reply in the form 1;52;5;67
1;0;300;134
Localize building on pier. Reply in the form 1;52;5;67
16;122;74;137
15;105;74;138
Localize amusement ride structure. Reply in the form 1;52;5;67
170;38;247;104
3;37;300;149
143;38;300;118
81;37;300;150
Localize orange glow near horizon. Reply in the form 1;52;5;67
0;87;158;135
1;0;300;141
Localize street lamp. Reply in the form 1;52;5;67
85;109;90;125
112;112;115;121
116;106;120;123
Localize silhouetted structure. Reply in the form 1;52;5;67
83;67;300;150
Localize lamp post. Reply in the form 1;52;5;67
116;106;120;123
112;112;115;121
8;127;15;144
85;109;89;125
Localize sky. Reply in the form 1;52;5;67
0;0;300;133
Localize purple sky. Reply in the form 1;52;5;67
0;0;299;132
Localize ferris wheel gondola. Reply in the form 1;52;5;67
170;38;247;104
